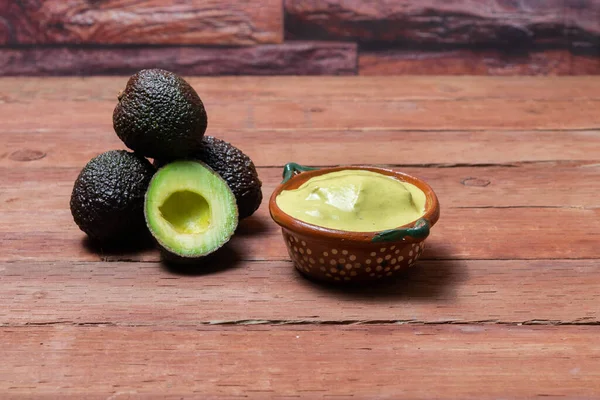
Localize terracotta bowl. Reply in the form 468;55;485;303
269;163;440;284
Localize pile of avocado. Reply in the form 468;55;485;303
70;69;262;262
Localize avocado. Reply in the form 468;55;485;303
70;150;155;243
113;69;208;159
144;160;238;262
155;136;262;220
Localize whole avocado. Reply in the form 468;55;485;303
70;150;155;243
154;136;263;220
113;69;208;159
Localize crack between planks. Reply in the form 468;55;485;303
4;127;600;133
4;87;600;103
451;205;598;210
2;319;600;328
4;161;593;170
258;160;586;169
5;159;600;171
4;257;600;264
5;94;600;104
260;162;519;169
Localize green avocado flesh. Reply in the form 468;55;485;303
154;136;263;220
145;161;238;259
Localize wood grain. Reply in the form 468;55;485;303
2;77;599;134
3;162;600;262
5;163;600;210
1;259;599;325
246;98;600;130
360;49;600;75
3;76;600;103
1;97;599;132
285;0;600;46
0;0;283;45
5;129;600;169
2;198;600;262
1;77;600;263
0;42;358;76
1;325;599;398
2;75;600;398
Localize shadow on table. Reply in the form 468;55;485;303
82;216;263;276
82;233;155;260
161;215;267;276
303;243;468;301
235;214;271;236
160;241;244;276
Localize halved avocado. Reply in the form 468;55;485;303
153;136;263;220
144;161;238;261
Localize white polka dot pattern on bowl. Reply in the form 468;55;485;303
283;232;427;282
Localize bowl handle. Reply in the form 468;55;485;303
372;218;430;243
282;162;318;183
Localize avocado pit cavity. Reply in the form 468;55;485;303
159;190;211;234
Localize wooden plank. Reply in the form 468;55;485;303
1;259;599;325
3;161;600;261
2;163;600;262
359;49;600;75
3;163;600;211
3;76;600;103
247;98;600;130
285;0;600;46
0;0;283;45
1;77;598;131
3;76;600;400
1;97;599;132
0;43;357;77
1;325;599;398
1;205;599;262
4;129;600;169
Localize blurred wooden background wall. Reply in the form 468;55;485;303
1;0;599;75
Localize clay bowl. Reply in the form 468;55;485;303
269;163;440;284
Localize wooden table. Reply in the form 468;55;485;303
2;76;600;398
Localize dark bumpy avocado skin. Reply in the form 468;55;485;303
199;137;262;219
70;150;155;243
113;69;208;159
154;136;262;219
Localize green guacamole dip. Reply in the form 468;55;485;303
276;170;426;232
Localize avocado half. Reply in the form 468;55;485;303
144;160;238;261
154;136;263;220
113;69;208;159
70;150;155;243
